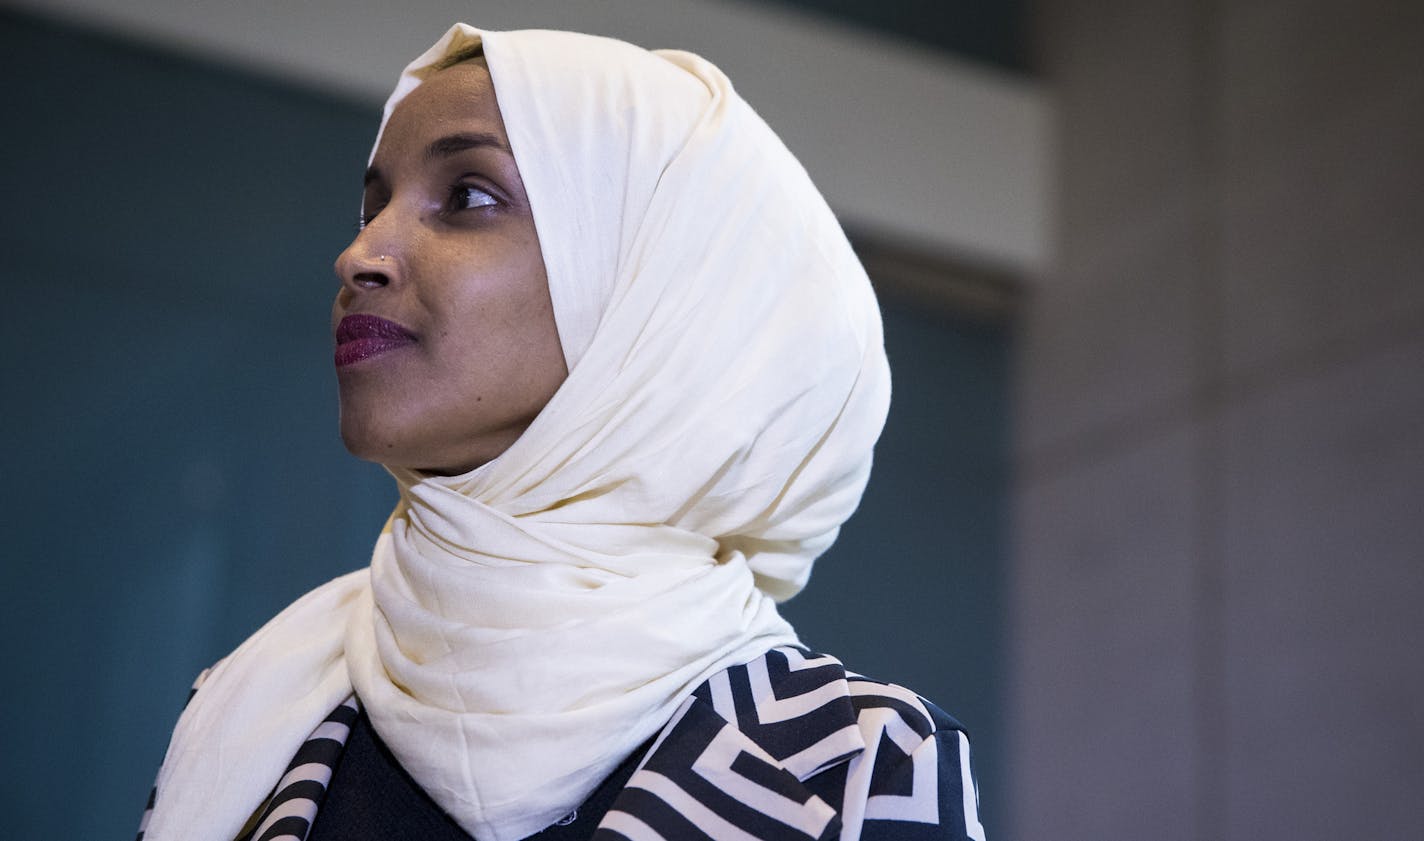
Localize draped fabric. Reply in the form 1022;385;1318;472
142;24;889;841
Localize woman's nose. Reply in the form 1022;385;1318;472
334;225;399;295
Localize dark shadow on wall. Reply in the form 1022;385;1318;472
0;9;1010;835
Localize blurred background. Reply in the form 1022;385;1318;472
0;1;1419;839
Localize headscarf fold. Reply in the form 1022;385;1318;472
143;24;889;841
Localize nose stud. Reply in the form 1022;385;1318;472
379;255;388;262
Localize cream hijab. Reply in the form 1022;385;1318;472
143;24;890;841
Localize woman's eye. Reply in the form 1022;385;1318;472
452;184;498;211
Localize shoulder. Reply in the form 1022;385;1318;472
690;644;968;751
610;645;986;840
830;670;986;840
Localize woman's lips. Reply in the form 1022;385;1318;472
334;314;417;368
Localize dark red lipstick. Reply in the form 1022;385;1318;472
335;314;417;368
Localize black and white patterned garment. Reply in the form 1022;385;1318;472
138;646;986;841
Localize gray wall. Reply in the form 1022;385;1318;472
1010;1;1424;839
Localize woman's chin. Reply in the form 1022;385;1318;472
338;428;485;476
338;415;405;466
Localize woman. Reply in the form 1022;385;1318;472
138;24;985;841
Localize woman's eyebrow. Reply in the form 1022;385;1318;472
426;132;512;160
361;132;512;187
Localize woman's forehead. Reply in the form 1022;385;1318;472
378;62;508;154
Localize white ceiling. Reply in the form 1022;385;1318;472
11;0;1051;271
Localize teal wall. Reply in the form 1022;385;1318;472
1;11;1007;837
783;295;1009;828
0;13;395;836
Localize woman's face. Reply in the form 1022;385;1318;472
333;60;567;475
